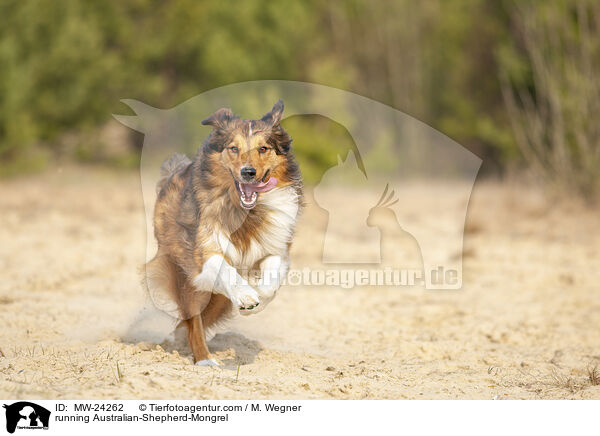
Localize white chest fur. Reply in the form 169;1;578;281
217;186;299;269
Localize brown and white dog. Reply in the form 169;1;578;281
145;100;302;366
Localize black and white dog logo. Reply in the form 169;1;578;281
2;402;50;433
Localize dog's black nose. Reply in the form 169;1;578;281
240;167;257;179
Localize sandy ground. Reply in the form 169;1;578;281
1;166;599;399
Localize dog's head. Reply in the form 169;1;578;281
201;100;292;209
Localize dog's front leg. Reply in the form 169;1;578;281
240;255;289;316
258;255;288;298
193;255;260;310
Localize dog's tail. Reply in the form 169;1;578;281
157;153;192;194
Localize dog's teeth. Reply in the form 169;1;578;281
240;191;257;204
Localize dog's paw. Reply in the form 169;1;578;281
231;283;260;311
257;281;279;299
239;303;265;316
239;289;277;316
195;358;220;367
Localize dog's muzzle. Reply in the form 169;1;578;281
235;177;279;209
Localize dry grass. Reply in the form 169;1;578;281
1;167;599;399
547;365;600;394
549;368;586;394
588;365;600;386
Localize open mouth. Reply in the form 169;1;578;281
235;175;278;209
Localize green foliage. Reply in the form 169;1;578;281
282;115;355;184
0;0;322;160
0;0;597;196
500;0;600;199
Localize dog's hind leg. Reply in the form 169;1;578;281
143;254;183;318
200;294;233;341
178;279;217;366
185;315;218;366
145;255;216;365
202;294;232;328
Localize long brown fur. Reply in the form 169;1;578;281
145;100;302;363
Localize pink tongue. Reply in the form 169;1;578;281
253;177;278;192
240;177;278;196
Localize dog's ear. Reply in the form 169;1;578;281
261;100;284;127
262;100;291;154
267;125;292;155
202;108;237;152
202;108;235;130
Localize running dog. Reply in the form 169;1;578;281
145;100;302;365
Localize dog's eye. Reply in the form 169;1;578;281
258;146;268;154
229;146;239;153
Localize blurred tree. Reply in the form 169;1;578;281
500;0;600;200
0;0;596;196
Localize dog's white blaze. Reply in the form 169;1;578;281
258;186;299;254
216;186;299;271
196;186;299;315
